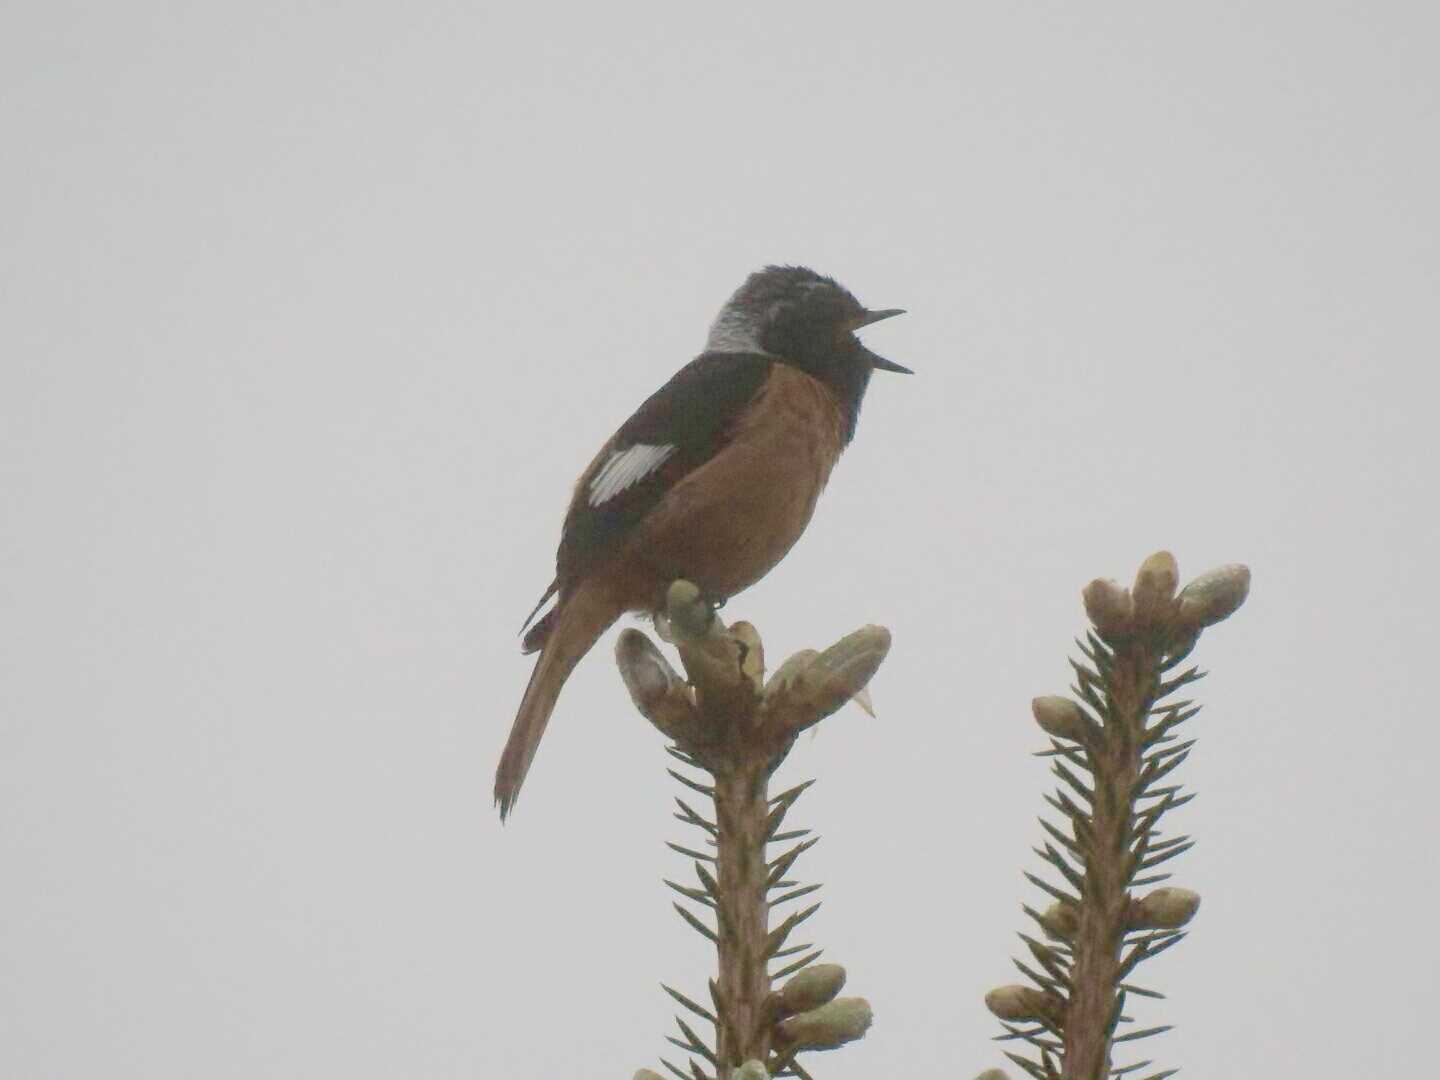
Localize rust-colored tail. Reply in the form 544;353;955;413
494;585;623;820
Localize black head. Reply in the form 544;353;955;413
705;265;910;441
706;265;911;374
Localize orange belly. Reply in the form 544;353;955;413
611;364;846;608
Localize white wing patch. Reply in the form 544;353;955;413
588;443;677;506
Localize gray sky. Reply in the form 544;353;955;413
3;3;1436;1077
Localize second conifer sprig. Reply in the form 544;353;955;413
983;552;1250;1080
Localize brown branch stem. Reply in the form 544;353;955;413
712;760;773;1068
1063;639;1154;1078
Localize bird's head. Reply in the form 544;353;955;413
705;265;912;377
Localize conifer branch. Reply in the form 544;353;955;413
621;581;886;1079
982;552;1250;1080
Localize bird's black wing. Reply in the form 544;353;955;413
554;351;773;594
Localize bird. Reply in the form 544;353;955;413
495;265;910;818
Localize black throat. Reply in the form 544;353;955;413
778;349;873;445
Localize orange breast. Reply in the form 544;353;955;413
612;364;847;607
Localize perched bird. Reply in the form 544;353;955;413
495;265;910;818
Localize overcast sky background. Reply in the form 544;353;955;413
3;3;1436;1077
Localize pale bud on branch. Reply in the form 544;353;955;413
1127;887;1201;930
1031;695;1093;743
1132;550;1180;619
777;963;847;1015
615;629;698;741
984;984;1066;1024
1176;564;1251;629
762;626;891;737
775;997;873;1050
1039;901;1080;940
1082;578;1135;639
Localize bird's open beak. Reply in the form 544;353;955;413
854;308;912;373
870;354;913;373
856;307;906;328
